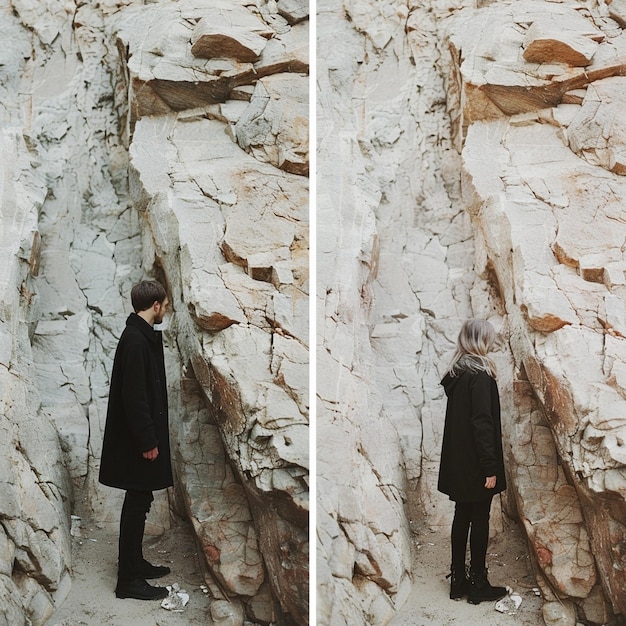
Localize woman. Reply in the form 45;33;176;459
438;319;507;604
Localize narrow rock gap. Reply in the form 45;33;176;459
318;1;547;624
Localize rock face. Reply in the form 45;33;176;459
0;129;72;625
317;0;466;623
0;1;308;625
318;1;626;625
447;2;626;621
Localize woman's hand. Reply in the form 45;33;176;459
485;475;496;489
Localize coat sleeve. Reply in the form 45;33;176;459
470;372;497;476
120;341;159;453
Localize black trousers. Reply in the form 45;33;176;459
118;490;154;583
451;497;493;573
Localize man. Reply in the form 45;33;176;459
99;280;173;600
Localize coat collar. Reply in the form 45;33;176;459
126;313;161;343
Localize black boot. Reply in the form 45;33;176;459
467;568;507;604
447;566;469;600
115;578;168;600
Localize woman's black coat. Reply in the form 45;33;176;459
438;369;506;503
99;313;173;492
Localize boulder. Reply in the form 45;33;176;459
608;0;626;29
277;0;309;25
567;77;626;175
254;21;309;76
235;73;309;175
522;12;601;66
190;7;273;62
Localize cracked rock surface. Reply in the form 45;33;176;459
0;0;308;624
318;1;626;625
448;2;626;621
0;128;72;626
117;0;309;623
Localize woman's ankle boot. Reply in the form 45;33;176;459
467;568;507;604
447;565;469;600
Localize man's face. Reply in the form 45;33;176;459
154;297;169;324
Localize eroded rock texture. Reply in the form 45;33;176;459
318;1;626;625
0;129;72;625
447;2;626;622
0;0;308;624
318;0;472;623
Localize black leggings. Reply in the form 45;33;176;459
118;490;154;582
451;498;493;573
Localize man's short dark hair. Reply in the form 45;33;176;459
131;280;167;313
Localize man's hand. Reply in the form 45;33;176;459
142;446;159;461
485;475;496;489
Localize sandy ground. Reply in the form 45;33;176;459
390;515;544;626
46;509;542;625
46;518;214;626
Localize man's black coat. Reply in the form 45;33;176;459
438;369;506;502
99;313;173;492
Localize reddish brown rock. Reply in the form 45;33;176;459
190;10;272;62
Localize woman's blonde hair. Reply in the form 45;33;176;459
447;319;497;378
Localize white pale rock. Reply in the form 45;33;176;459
345;0;405;50
187;271;247;331
519;271;577;332
599;293;626;337
453;3;626;616
219;100;249;127
127;40;309;618
210;599;245;626
235;73;308;175
567;77;626;175
177;395;264;596
114;0;304;119
255;20;308;76
608;0;626;29
319;0;626;622
11;0;71;46
1;1;309;625
542;600;577;626
277;0;308;25
270;424;308;468
0;129;72;624
446;2;624;123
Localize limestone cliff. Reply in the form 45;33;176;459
318;1;626;625
0;1;308;625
